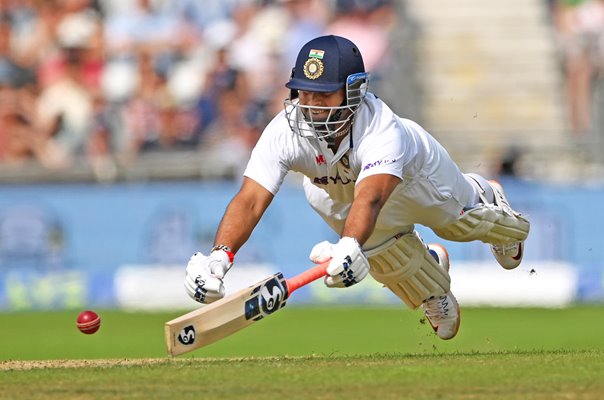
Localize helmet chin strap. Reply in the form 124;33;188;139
324;99;350;149
325;123;351;150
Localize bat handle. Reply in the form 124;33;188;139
286;261;330;295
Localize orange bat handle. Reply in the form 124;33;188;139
286;261;330;295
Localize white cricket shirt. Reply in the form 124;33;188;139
244;94;475;249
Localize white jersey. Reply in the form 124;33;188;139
244;94;475;249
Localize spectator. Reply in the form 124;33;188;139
200;88;260;178
553;0;604;135
0;14;36;90
280;0;329;68
103;0;180;69
0;0;398;181
326;0;395;74
85;90;121;181
36;46;96;168
116;50;201;159
118;51;167;162
194;46;247;136
0;86;50;168
0;111;37;166
170;0;237;31
6;0;59;73
140;101;201;153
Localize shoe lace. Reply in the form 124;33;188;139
492;242;519;255
423;295;450;322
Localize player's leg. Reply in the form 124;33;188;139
433;173;530;269
365;231;460;340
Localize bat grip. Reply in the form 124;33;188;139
286;261;329;295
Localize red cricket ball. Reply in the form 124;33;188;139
76;310;101;334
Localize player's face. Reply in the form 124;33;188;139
298;89;345;122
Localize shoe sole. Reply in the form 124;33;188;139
426;298;461;340
426;244;461;340
491;241;524;270
444;302;461;340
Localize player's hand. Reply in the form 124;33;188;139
310;237;369;288
184;251;233;304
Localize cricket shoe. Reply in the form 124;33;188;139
488;180;525;270
422;244;460;340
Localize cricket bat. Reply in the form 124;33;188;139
165;261;329;356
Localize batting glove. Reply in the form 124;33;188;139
184;251;233;304
310;237;369;288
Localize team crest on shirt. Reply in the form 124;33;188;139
304;58;324;80
340;155;350;170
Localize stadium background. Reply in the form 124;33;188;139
0;0;603;313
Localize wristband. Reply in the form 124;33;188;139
211;244;235;263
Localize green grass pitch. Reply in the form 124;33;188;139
1;306;603;399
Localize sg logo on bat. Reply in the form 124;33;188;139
177;325;196;345
244;274;288;321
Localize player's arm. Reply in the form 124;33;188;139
342;173;402;245
184;177;274;304
214;177;275;253
309;173;401;288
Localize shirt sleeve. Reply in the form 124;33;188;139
243;117;291;195
355;119;405;184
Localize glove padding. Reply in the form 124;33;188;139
310;237;369;288
184;251;232;304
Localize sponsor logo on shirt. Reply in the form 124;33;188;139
315;154;326;165
313;173;355;185
362;159;397;171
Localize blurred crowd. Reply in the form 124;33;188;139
550;0;604;136
0;0;397;178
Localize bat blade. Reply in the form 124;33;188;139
165;272;289;356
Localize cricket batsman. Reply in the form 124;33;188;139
184;35;530;340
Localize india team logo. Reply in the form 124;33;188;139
304;58;324;80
